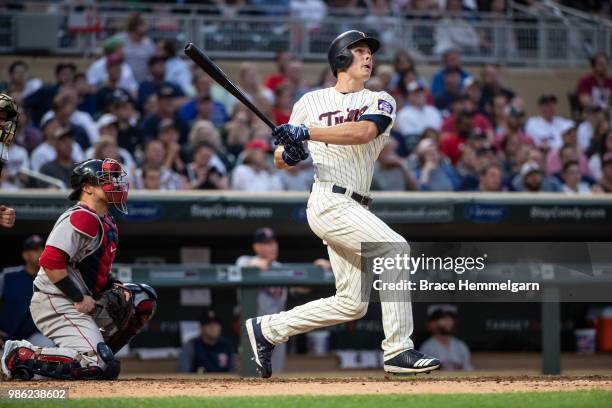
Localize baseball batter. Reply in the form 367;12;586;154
246;31;440;377
1;159;157;380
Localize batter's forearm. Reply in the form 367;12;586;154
309;121;378;145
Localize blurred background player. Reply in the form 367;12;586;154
0;93;18;228
0;235;54;348
420;306;472;371
177;308;235;373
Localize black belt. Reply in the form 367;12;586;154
331;185;373;207
33;284;40;292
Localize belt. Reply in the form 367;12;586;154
331;184;373;207
33;284;40;292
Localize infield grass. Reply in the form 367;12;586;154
2;390;610;407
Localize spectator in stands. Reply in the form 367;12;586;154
434;67;463;113
273;84;293;125
39;127;76;188
434;0;480;56
576;52;612;111
265;51;294;92
85;114;136;170
589;130;612;181
372;138;417;191
224;104;253;157
480;64;515;112
546;128;592;179
188;120;227;161
138;55;184;110
495;105;532;149
456;144;480;191
389;50;416;92
13;106;43;155
0;235;53;348
120;13;156;85
74;73;97;116
24;62;76;126
133;139;184;190
561;160;592;195
235;227;287;373
108;90;144;158
179;73;228;128
596;153;612;193
158;119;186;174
158;39;193;96
238;63;274;105
478;164;503;192
440;111;473;165
519;161;545;192
186;142;229;190
396;81;442;143
413;138;459;191
441;94;493;140
285;60;309;103
313;66;336;91
41;89;93;150
3;61;42;100
577;106;607;153
231;139;282;191
431;48;470;97
511;146;562;192
140;86;189;143
489;93;509;135
86;36;138;95
95;52;131;114
420;307;472;371
30;118;84;172
140;165;162;190
525;94;574;151
177;308;235;373
463;76;484;115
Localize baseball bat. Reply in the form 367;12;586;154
184;42;276;130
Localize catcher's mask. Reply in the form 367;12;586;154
69;158;129;214
0;93;19;165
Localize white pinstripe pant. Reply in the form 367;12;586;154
261;181;413;360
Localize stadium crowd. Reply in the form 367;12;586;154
2;11;612;195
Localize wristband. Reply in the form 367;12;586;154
54;276;84;303
281;150;300;166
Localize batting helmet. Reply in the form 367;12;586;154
69;158;129;214
328;30;380;77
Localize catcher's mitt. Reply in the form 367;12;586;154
92;285;134;341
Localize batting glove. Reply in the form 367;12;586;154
281;141;309;166
272;124;310;146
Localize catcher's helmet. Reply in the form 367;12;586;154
328;30;380;77
69;158;129;214
0;93;19;152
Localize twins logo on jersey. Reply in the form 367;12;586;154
319;106;368;127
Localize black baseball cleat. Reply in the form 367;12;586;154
245;317;275;378
384;349;440;375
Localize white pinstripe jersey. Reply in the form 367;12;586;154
289;87;397;194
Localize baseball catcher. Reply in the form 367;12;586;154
1;159;157;380
0;93;18;228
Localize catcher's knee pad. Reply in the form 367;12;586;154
4;346;104;380
107;283;157;353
